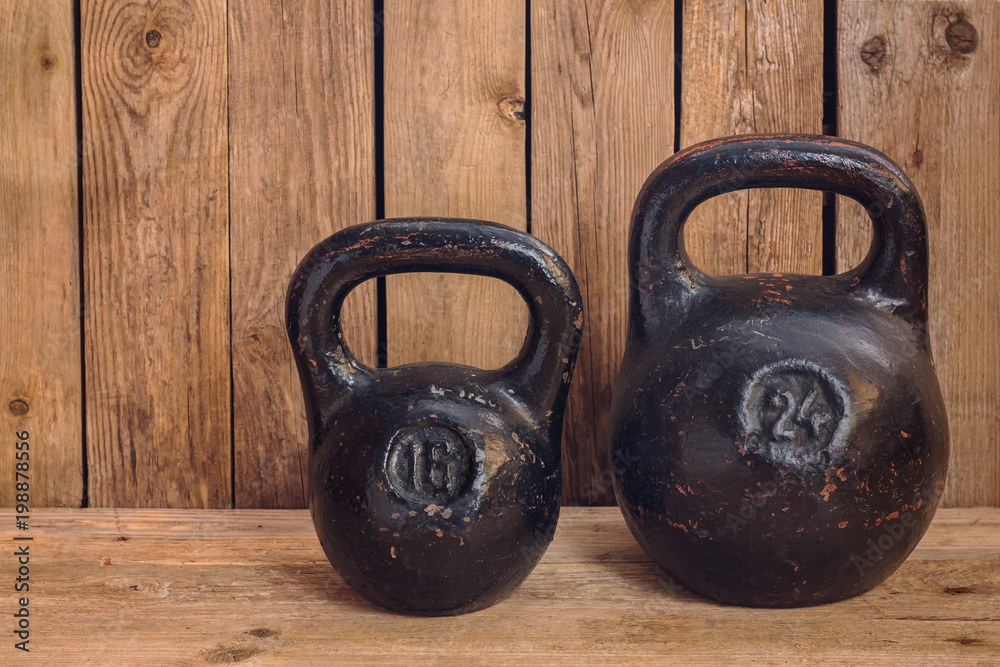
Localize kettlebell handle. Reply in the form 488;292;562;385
287;219;583;418
630;134;928;335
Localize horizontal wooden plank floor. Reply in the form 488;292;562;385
1;507;997;664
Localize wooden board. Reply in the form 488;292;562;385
383;0;529;370
0;1;82;507
838;1;1000;507
681;0;824;276
530;0;675;506
1;507;997;662
5;0;994;512
81;0;231;507
228;1;377;508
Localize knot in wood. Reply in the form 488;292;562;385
859;36;888;74
497;96;526;122
945;20;977;54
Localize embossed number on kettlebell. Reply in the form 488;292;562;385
739;360;851;466
386;421;474;504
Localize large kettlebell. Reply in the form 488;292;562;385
286;219;582;615
610;135;949;607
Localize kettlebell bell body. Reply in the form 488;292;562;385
610;135;949;607
287;219;582;615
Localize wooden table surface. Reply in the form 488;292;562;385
1;507;997;664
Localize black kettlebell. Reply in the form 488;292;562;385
610;135;949;607
287;219;582;615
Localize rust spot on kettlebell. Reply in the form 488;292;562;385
859;36;888;74
945;19;978;54
8;400;29;416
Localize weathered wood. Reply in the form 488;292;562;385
0;1;82;507
6;0;993;515
531;0;675;505
228;1;377;508
81;0;230;507
2;507;997;662
383;0;529;370
682;0;824;276
838;0;1000;506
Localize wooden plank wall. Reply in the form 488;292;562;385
531;0;675;505
0;0;996;508
0;1;82;506
838;1;1000;507
682;0;824;277
81;0;231;507
383;0;528;370
228;1;377;509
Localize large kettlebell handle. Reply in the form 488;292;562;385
630;134;928;336
287;219;583;419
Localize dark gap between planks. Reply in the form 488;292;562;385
375;0;388;368
822;0;839;276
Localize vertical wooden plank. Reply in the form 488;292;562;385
383;0;528;369
682;0;824;276
839;1;1000;507
82;1;230;507
532;0;675;505
229;2;377;508
0;1;82;506
679;0;747;275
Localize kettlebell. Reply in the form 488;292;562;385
286;219;583;615
610;135;949;607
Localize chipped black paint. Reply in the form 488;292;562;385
286;219;583;615
610;135;950;607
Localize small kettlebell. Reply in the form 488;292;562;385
610;135;949;607
287;219;583;615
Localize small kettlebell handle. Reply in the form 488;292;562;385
630;134;928;336
287;219;583;421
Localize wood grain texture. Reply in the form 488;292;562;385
228;1;377;509
838;1;1000;507
0;1;82;507
682;0;824;276
1;507;997;662
383;0;529;369
531;0;675;505
81;0;230;507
